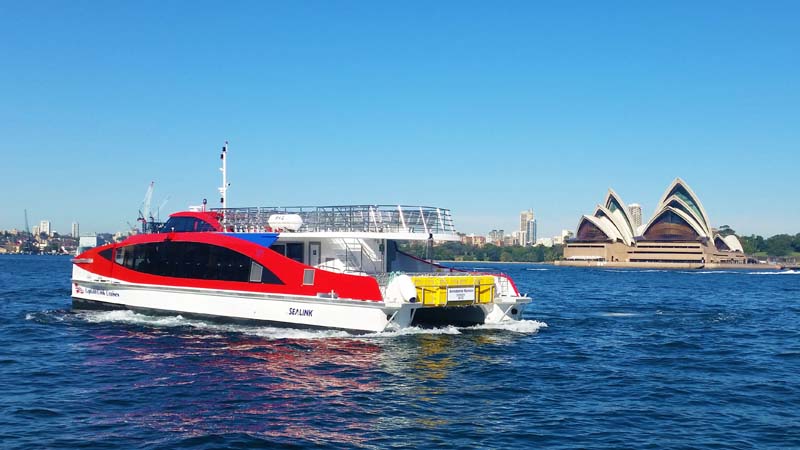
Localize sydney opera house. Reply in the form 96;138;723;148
562;178;746;267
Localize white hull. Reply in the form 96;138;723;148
72;267;530;333
72;282;419;333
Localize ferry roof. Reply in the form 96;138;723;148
212;205;459;240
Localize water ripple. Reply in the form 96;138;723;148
1;257;799;449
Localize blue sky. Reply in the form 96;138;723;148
1;1;798;238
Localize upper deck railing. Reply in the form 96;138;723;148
212;205;457;235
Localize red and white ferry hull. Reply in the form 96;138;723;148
71;267;418;333
70;208;532;332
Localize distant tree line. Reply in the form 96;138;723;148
717;226;800;257
738;234;800;257
401;242;564;263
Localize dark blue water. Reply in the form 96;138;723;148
2;256;799;449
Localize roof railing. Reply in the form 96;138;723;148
211;205;457;235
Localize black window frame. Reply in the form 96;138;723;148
270;242;304;263
115;241;283;284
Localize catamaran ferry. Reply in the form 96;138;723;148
71;144;531;333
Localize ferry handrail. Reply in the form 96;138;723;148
212;205;456;235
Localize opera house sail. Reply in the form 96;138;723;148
562;178;746;268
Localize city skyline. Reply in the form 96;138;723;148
9;178;791;240
1;3;798;238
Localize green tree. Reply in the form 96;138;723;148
511;246;529;262
483;245;501;261
740;234;765;254
545;244;565;261
765;234;793;257
532;246;545;262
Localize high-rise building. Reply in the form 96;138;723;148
519;209;533;235
38;220;51;237
487;229;505;244
628;203;642;229
519;209;536;246
71;222;80;238
526;219;537;245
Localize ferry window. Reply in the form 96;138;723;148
175;242;209;279
207;244;250;282
302;269;315;286
161;217;216;233
270;244;286;256
260;265;283;284
249;261;263;282
118;245;135;268
138;243;166;275
98;248;113;261
162;217;182;232
195;220;215;232
286;243;304;263
113;241;282;284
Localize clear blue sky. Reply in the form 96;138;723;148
2;1;798;238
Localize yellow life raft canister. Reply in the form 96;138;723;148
410;275;496;306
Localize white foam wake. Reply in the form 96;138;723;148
367;325;462;338
468;320;548;333
608;269;668;273
678;270;737;274
749;270;799;275
76;310;352;340
79;309;184;326
601;312;639;317
75;310;546;339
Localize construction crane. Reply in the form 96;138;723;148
125;221;139;235
24;209;30;235
20;209;34;253
139;181;154;222
155;196;170;222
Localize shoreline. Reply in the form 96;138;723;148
554;261;781;270
435;259;785;270
436;260;556;265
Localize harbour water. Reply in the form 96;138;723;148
2;255;799;449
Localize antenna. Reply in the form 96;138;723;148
218;141;230;210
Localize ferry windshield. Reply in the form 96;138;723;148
161;217;216;233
